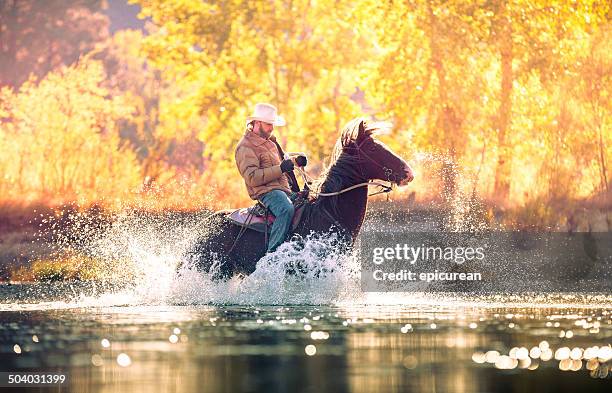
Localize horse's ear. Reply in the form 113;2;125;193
355;119;371;144
358;120;366;138
341;118;365;147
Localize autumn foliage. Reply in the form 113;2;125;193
0;0;610;215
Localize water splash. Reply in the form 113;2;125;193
168;235;361;305
410;151;491;232
44;210;365;306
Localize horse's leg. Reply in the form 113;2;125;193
225;228;268;275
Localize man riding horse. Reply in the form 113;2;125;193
189;115;414;277
235;103;306;253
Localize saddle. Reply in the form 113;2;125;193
226;195;307;233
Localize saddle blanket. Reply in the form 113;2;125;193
226;204;305;233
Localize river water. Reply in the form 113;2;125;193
0;286;610;392
0;212;610;392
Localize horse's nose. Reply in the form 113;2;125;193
399;164;414;186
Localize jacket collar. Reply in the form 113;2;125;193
244;130;271;147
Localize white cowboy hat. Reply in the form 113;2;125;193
246;103;286;126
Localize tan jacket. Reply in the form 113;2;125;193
235;130;291;200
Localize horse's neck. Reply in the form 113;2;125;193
339;186;368;237
324;184;368;239
316;157;369;238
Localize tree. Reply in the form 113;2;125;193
133;0;367;199
361;0;495;202
0;58;141;204
0;0;109;88
363;0;610;207
580;26;611;193
93;29;206;184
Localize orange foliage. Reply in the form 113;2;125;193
0;1;610;215
0;59;142;207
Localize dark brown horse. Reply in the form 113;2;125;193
187;118;414;277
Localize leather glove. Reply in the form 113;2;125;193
295;155;308;167
280;159;295;173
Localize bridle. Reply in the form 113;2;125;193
348;137;402;185
297;137;403;198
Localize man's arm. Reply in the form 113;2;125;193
235;145;283;187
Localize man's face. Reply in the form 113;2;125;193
255;121;274;139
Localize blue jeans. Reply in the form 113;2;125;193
259;189;295;252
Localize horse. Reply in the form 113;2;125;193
186;118;414;277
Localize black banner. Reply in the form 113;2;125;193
359;231;612;293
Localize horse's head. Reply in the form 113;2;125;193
339;118;414;186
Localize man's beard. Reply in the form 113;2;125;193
258;128;272;139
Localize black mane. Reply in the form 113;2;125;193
309;118;380;216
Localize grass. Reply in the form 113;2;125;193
9;253;136;283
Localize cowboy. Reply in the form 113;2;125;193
235;103;306;252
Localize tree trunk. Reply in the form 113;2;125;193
427;1;457;204
493;0;513;203
597;122;608;192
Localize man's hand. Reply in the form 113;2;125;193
295;155;308;167
280;159;295;173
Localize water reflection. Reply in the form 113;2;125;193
0;299;610;392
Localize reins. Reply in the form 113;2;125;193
315;180;392;197
294;146;396;198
